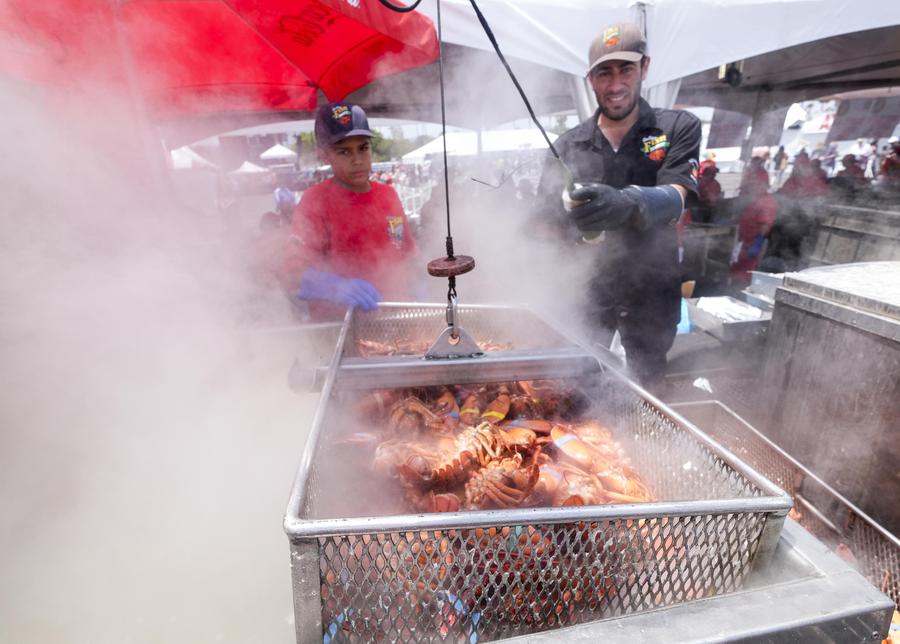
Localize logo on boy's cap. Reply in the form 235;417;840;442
640;133;669;162
332;104;352;124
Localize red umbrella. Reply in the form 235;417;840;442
0;0;439;120
225;0;438;101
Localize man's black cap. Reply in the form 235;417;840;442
315;102;373;147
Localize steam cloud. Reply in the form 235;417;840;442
0;79;304;642
0;32;599;643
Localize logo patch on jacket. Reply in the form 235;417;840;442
641;133;669;162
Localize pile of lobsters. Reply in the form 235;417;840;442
349;380;655;513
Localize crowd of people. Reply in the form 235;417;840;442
680;136;900;285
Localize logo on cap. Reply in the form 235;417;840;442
332;105;352;124
603;27;621;48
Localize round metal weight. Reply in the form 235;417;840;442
427;255;475;277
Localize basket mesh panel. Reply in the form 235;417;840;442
317;513;768;642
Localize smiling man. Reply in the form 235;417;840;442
284;102;417;319
535;22;701;390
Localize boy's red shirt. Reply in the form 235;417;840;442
284;178;417;312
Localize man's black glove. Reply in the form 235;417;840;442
567;183;639;233
567;183;685;233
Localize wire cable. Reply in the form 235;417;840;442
436;0;455;257
466;0;571;177
377;0;424;13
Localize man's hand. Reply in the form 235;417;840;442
566;184;640;233
297;269;382;311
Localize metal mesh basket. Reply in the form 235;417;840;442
344;303;575;357
285;307;791;642
670;400;900;607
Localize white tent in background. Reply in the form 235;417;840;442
402;129;558;161
416;0;900;93
801;112;834;134
170;145;216;170
229;160;268;174
259;143;297;161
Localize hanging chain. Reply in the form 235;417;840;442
437;0;459;305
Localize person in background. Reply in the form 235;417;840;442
273;186;296;226
822;142;839;177
810;142;827;164
810;158;828;183
779;152;828;199
836;154;866;186
772;145;788;189
865;138;879;178
830;153;869;201
282;103;418;319
740;156;769;193
878;136;900;190
699;164;722;207
534;21;701;390
690;163;722;224
730;169;777;285
759;149;772;177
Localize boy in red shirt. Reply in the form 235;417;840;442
284;103;417;318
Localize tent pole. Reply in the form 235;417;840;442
477;111;483;156
632;1;649;39
570;76;595;122
742;88;771;164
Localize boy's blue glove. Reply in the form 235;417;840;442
747;235;766;258
297;269;382;311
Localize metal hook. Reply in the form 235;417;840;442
446;294;459;339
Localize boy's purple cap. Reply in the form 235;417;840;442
315;102;373;147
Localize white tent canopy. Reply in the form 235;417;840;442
169;145;216;170
259;143;296;160
417;1;900;90
229;161;268;174
402;129;558;161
